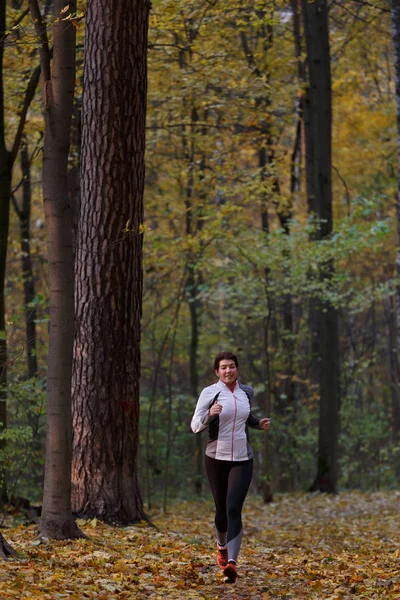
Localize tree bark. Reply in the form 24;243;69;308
72;0;151;524
30;0;83;538
302;0;340;494
389;0;400;481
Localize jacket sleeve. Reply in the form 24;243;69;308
241;383;261;429
247;411;261;429
191;387;214;433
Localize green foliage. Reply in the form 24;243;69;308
2;378;46;502
0;424;33;495
139;392;198;507
339;395;398;491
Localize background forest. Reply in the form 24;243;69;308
1;0;399;523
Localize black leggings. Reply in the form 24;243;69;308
205;455;253;562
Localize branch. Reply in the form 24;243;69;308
332;165;351;213
11;192;22;220
240;31;263;79
148;43;187;51
7;7;30;34
10;63;41;165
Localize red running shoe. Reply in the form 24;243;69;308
223;561;238;583
217;545;228;569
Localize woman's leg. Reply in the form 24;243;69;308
205;455;230;545
226;459;253;563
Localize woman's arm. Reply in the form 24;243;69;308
247;412;261;428
241;383;270;431
190;388;217;433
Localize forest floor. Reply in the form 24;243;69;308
0;491;399;599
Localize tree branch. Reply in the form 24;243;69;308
10;192;22;221
10;63;41;165
7;7;30;35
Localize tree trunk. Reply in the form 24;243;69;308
0;0;12;505
19;138;38;378
182;106;204;496
0;167;10;506
187;261;203;495
0;533;17;560
389;0;400;481
302;0;340;494
72;0;151;524
384;296;400;479
30;0;83;538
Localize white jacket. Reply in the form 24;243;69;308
191;379;260;462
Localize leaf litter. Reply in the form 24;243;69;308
0;491;399;599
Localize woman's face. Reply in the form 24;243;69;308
215;359;238;385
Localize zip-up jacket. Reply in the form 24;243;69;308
191;379;260;461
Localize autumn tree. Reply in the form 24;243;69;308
71;0;151;524
29;0;83;538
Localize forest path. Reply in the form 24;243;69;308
0;491;399;599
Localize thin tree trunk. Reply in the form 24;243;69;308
16;138;38;378
181;102;204;496
302;0;340;494
291;0;305;207
72;0;151;524
163;318;179;513
385;295;400;479
0;0;12;505
389;0;400;481
30;0;83;538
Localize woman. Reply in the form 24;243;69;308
191;351;271;584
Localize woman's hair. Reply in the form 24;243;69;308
214;352;239;371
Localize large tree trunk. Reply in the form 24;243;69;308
30;0;83;539
71;0;151;524
302;0;340;494
389;0;400;482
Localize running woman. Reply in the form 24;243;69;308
191;351;271;583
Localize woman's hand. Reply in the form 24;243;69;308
210;402;223;417
259;418;271;431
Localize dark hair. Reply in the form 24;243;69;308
214;352;239;371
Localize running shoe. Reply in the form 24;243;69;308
217;545;228;569
223;561;238;583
